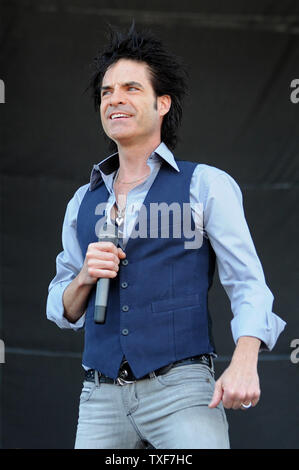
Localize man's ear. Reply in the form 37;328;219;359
157;95;172;117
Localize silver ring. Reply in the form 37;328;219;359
241;401;252;409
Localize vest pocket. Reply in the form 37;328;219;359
151;293;200;314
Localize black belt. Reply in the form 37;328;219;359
84;354;213;386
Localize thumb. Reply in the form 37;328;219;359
209;379;223;409
118;247;126;258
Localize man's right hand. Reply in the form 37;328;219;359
78;242;127;286
62;242;126;323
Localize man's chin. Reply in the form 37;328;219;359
107;132;136;146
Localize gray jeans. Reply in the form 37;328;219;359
74;363;230;449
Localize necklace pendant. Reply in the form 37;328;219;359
116;216;124;226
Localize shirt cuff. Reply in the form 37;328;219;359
231;309;286;351
46;281;85;331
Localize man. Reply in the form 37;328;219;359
46;24;286;449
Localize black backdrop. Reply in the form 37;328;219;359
0;0;298;449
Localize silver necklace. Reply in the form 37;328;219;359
113;167;149;226
113;169;127;227
114;167;149;185
115;203;126;227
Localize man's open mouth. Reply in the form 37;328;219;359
110;113;132;120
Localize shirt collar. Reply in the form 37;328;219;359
89;142;180;191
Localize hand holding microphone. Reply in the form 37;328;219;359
81;224;126;323
94;224;122;324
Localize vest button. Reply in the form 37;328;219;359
122;305;129;312
121;259;128;266
122;328;129;335
121;282;128;289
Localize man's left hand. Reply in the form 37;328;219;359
208;336;261;410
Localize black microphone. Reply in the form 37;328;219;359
94;223;119;324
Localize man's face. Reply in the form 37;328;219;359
100;59;170;147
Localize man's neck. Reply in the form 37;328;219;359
116;138;161;178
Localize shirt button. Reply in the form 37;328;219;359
121;259;128;266
122;305;129;312
122;328;129;336
121;282;128;289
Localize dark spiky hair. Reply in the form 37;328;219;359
88;22;188;151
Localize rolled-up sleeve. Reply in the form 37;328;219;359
201;170;286;350
46;184;89;330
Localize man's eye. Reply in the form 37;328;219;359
102;90;111;96
128;87;138;91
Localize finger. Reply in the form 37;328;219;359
250;391;260;408
232;394;248;410
117;247;126;258
240;401;252;411
88;259;119;272
208;380;223;409
240;387;261;409
251;397;260;407
239;393;260;410
92;241;119;255
232;392;252;410
221;389;235;409
232;400;243;410
87;268;118;279
86;250;120;264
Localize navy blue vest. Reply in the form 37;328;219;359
77;160;216;379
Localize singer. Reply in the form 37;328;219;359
46;24;286;449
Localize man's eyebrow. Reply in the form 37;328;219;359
101;81;144;91
101;85;112;91
123;81;144;88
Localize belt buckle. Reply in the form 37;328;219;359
116;363;136;386
116;377;135;386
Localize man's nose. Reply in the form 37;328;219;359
109;87;126;106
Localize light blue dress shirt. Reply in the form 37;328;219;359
46;142;286;351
